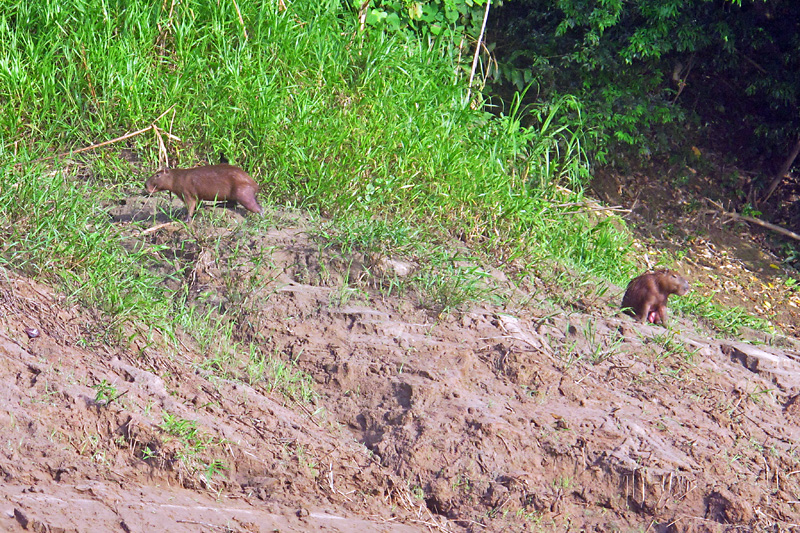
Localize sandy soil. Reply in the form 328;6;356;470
2;191;800;532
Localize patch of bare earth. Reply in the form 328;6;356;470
1;193;800;531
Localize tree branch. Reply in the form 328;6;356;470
761;135;800;205
702;207;800;243
465;0;492;106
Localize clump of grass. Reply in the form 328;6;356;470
650;331;697;361
673;292;773;336
161;414;213;453
582;320;624;364
317;215;508;313
317;217;422;257
92;379;123;407
160;412;227;483
0;164;171;334
246;347;317;404
414;261;499;315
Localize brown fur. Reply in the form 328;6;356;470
621;270;690;325
145;164;263;221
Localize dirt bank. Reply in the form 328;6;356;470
1;195;800;531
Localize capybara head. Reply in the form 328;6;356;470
145;169;172;194
663;271;690;296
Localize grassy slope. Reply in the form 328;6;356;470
1;0;762;339
0;0;635;332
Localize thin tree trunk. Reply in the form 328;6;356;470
465;0;491;106
761;135;800;205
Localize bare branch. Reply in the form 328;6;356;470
702;207;800;242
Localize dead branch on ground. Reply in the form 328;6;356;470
702;200;800;243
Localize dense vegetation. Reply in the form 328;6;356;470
483;0;800;202
0;0;636;335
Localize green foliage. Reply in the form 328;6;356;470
673;292;773;336
244;347;317;404
486;0;800;168
361;0;488;40
92;379;120;406
415;261;496;314
161;414;205;450
318;217;422;257
160;412;227;480
0;163;171;332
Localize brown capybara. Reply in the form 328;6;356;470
621;270;690;325
145;164;263;221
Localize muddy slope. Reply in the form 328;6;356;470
2;197;800;531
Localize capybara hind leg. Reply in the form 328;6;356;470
239;197;263;215
656;306;668;325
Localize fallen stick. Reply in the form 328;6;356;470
465;0;491;106
140;222;176;235
31;106;177;163
231;0;248;40
555;205;630;216
702;208;800;242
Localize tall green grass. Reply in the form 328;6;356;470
0;0;633;326
0;163;170;330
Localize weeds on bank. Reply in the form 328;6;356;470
583;320;624;364
553;339;582;372
317;218;421;258
0;164;171;335
673;292;772;336
415;262;498;315
178;302;317;405
161;414;213;453
247;347;317;404
285;442;319;478
318;215;508;313
92;379;125;407
160;412;228;483
650;331;698;364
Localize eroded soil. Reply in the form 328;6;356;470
2;191;800;532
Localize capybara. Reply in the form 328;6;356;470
621;270;690;325
145;164;263;221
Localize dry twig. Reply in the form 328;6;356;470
140;222;177;236
30;106;178;165
231;0;248;40
702;202;800;243
465;0;491;105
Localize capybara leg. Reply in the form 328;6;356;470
184;198;197;221
656;306;668;325
239;197;263;215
